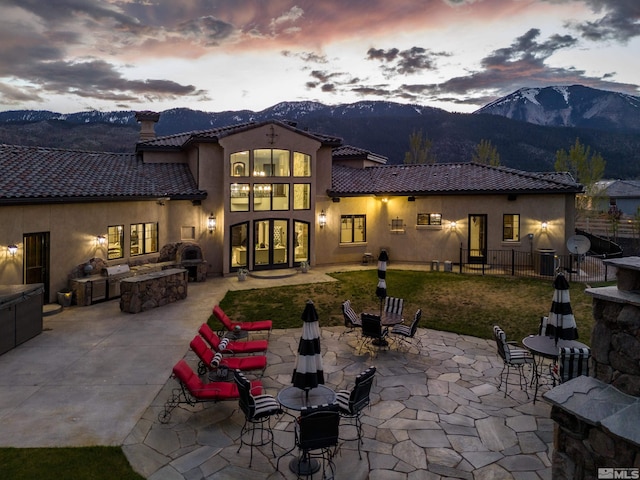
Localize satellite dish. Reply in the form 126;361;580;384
567;235;591;255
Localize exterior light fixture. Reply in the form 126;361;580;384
318;210;327;228
97;235;106;246
208;213;216;233
541;221;548;231
381;197;389;203
450;221;457;230
8;244;18;256
408;196;416;202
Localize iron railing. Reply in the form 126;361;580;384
455;248;614;283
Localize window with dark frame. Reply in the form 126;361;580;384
503;214;520;242
340;215;366;243
417;213;442;225
130;222;158;256
107;225;124;260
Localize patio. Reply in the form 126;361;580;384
126;325;553;479
0;264;554;479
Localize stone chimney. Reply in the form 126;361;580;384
135;111;160;140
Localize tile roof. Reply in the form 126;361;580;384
603;179;640;197
0;144;206;204
332;145;387;164
329;162;583;196
137;119;342;150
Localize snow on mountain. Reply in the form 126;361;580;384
474;85;640;133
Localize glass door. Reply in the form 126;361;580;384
24;232;50;301
253;219;288;269
468;214;487;264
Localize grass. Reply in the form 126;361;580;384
216;269;598;346
0;446;144;480
1;269;603;478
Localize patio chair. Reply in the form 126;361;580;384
212;305;272;338
336;366;376;459
493;325;534;399
359;313;389;355
198;323;268;355
339;300;362;339
384;297;404;316
158;359;262;424
235;370;283;467
190;335;267;377
390;309;422;351
277;403;341;479
555;346;591;384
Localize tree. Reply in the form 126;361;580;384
404;129;435;164
555;137;606;217
472;139;500;166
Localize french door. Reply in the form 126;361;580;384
253;219;288;270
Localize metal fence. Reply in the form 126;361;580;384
455;248;614;283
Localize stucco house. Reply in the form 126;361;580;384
0;113;582;304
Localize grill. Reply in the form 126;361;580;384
104;264;132;299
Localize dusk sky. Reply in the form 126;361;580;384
1;0;638;114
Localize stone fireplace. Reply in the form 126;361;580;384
158;242;207;282
544;257;640;479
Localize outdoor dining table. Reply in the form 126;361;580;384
522;334;589;402
277;385;337;475
381;311;404;326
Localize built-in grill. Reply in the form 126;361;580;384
104;264;132;299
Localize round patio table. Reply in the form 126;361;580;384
522;335;588;401
277;385;337;475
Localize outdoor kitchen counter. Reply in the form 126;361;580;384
119;268;188;314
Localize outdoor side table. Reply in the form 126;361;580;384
277;385;337;475
522;335;588;402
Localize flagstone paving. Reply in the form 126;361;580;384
0;264;555;479
125;326;553;479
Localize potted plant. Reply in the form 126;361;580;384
299;261;309;273
237;268;248;281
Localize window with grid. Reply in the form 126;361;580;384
503;214;520;241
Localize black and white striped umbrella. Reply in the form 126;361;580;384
292;300;324;391
376;249;388;299
375;249;389;313
547;272;578;342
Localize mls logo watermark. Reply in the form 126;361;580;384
598;468;640;479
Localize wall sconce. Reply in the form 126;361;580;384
207;213;216;233
8;244;18;256
381;197;389;203
450;221;457;230
318;210;327;228
97;235;106;246
541;221;548;231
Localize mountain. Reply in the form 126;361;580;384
1;91;640;178
474;85;640;133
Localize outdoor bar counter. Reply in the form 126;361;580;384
0;284;44;355
119;268;187;314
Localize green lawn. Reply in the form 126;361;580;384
1;269;602;478
216;270;596;345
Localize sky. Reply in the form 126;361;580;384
0;0;638;114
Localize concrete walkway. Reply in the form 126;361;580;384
0;265;553;479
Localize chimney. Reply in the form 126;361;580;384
135;111;160;140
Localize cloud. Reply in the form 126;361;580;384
367;47;448;78
562;0;640;43
176;16;236;45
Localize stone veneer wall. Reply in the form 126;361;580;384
546;257;640;480
120;268;188;313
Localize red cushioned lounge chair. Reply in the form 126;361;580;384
212;305;272;338
190;335;268;377
198;323;268;355
158;359;262;424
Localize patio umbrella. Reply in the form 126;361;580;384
376;249;389;314
546;271;579;342
292;300;324;395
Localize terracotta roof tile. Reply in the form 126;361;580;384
329;162;583;196
0;144;206;204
